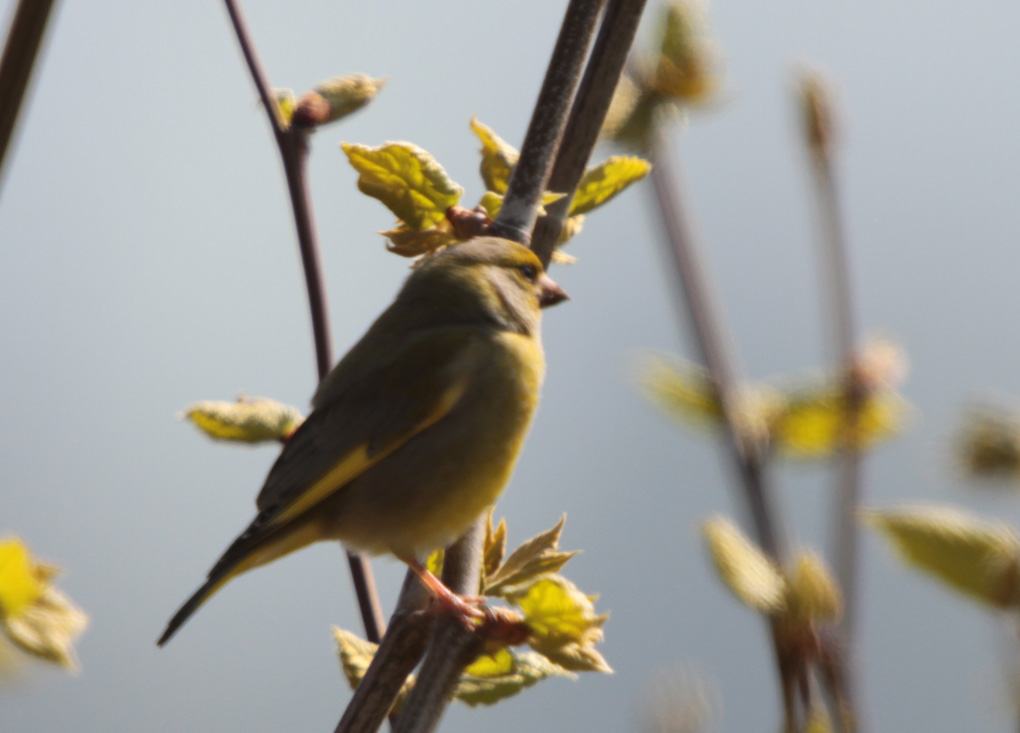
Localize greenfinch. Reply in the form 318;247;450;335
158;237;566;646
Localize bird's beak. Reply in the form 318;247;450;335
537;274;569;309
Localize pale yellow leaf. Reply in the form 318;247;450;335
702;516;785;613
569;156;651;216
306;73;385;126
3;586;88;671
342;142;463;230
456;648;572;706
785;551;843;624
0;539;43;619
867;506;1020;608
470;117;518;194
182;396;305;443
484;516;578;595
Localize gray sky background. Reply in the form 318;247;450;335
3;1;1020;731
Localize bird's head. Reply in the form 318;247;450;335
400;237;568;336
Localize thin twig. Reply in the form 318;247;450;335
530;0;648;269
487;0;607;247
801;72;861;732
648;129;783;560
648;128;811;725
221;0;385;644
0;0;59;194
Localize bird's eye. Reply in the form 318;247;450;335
519;264;538;281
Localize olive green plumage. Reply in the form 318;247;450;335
159;237;566;646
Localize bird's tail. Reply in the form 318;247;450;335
157;571;234;647
157;514;324;647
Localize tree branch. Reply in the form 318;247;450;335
487;0;607;248
529;0;648;268
221;0;385;645
0;0;59;194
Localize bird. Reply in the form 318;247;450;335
158;236;567;646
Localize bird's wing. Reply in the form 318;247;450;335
251;326;487;532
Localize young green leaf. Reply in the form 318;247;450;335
785;551;843;624
341;142;463;230
455;648;572;706
957;404;1020;480
638;356;774;443
0;539;43;618
766;385;908;458
271;88;296;129
569;156;651;216
378;220;460;259
651;0;719;104
867;506;1020;609
702;516;785;613
484;515;578;595
508;575;611;673
181;396;305;443
483;509;508;581
334;627;415;709
3;585;88;670
293;73;385;128
470;117;518;194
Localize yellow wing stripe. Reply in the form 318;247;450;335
273;378;470;527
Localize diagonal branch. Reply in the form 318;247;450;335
486;0;608;249
529;0;649;268
0;0;59;195
221;0;385;645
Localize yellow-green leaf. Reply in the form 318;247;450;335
303;73;385;126
470;117;519;194
342;142;463;230
271;88;296;128
638;356;773;442
456;648;571;706
555;214;585;248
0;539;43;619
702;516;785;613
867;507;1020;608
476;191;561;222
425;548;444;579
569;156;651;216
379;220;459;259
483;509;508;581
508;575;611;673
334;627;415;709
785;551;843;624
484;516;578;595
3;586;87;670
805;703;834;733
957;404;1020;480
767;386;909;458
652;1;719;103
182;396;305;443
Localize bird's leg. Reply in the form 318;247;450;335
407;560;486;623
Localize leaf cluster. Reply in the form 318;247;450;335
0;538;88;670
335;513;610;708
640;340;910;460
341;120;649;261
601;1;721;151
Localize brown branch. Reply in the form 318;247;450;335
648;130;784;561
487;0;607;247
529;0;649;268
334;575;433;733
801;71;862;733
0;0;59;194
221;0;385;645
